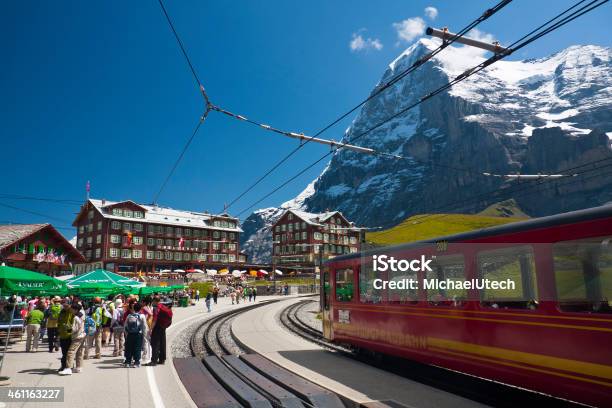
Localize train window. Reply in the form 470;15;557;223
426;254;466;306
335;268;354;302
388;262;418;305
553;237;612;314
477;246;538;309
359;262;383;303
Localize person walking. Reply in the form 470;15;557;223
59;303;86;375
205;292;212;313
111;298;125;357
230;289;236;305
123;303;144;367
25;302;45;352
85;298;103;359
195;289;200;301
57;298;74;372
139;298;152;365
45;296;62;352
252;287;257;302
247;287;253;302
212;286;218;304
148;296;172;366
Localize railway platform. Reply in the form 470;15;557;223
0;295;291;408
232;297;488;408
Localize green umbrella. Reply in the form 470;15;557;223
0;265;67;297
66;269;143;290
133;286;175;296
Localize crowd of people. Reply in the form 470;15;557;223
6;293;174;375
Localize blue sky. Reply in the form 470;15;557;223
1;0;610;237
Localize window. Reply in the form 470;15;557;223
229;243;236;251
212;254;220;262
184;229;191;236
302;231;307;240
275;226;280;232
112;208;122;216
221;220;228;228
166;226;173;235
79;225;84;234
164;252;172;260
388;255;419;304
155;251;163;260
335;268;354;302
213;242;220;250
133;236;143;245
288;213;293;221
134;223;143;232
156;225;163;234
323;234;329;243
156;238;163;246
301;222;306;229
288;224;293;232
174;252;181;261
478;246;537;309
110;235;120;243
95;234;101;244
281;224;286;232
111;221;120;230
213;231;220;239
134;211;144;219
124;209;133;218
230;233;235;240
359;264;382;303
146;251;154;260
95;248;101;258
183;253;190;261
86;236;93;245
109;248;118;258
175;228;182;237
221;231;227;239
132;249;142;259
294;232;300;241
314;232;323;240
553;238;612;313
147;238;155;246
97;221;102;230
121;249;131;259
229;254;236;262
323;272;330;310
122;222;131;232
426;254;466;306
350;236;357;244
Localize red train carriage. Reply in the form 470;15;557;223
321;205;612;407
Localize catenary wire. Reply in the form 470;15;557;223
234;0;609;218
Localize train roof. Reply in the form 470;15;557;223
326;204;612;264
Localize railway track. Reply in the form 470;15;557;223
175;298;348;408
279;300;587;408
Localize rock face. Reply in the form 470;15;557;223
241;40;612;263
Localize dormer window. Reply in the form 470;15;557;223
134;211;144;219
288;213;293;221
112;208;122;216
124;209;133;218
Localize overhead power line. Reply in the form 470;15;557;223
0;201;74;225
222;0;513;211
233;0;608;217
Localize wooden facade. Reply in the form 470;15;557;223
0;223;85;276
72;199;245;274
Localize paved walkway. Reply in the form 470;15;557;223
0;295;285;408
232;297;488;408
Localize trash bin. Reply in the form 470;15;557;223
180;296;189;307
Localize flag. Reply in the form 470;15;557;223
179;237;185;249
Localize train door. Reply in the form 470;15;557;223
321;266;333;339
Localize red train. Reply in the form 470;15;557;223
321;205;612;407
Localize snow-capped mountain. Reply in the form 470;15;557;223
241;39;612;263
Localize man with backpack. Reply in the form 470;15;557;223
57;298;74;372
45;296;62;352
148;296;172;366
123;302;144;368
59;303;86;375
84;298;103;359
111;298;125;357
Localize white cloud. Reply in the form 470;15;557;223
462;28;497;57
424;6;438;20
350;32;383;52
393;17;426;43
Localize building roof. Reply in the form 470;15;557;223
84;199;243;232
0;224;48;250
280;209;357;229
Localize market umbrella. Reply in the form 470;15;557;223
0;266;68;380
66;269;144;292
231;270;241;278
218;269;229;275
206;269;217;276
274;269;283;275
258;269;268;275
173;269;186;273
0;265;67;296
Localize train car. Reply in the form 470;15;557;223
321;205;612;407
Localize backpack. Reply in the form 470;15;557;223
156;304;172;329
84;316;97;336
112;308;124;329
125;313;141;334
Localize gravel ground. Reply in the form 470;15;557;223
297;299;322;332
171;314;209;358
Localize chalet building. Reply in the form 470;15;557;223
72;199;245;274
0;224;84;276
271;209;362;273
